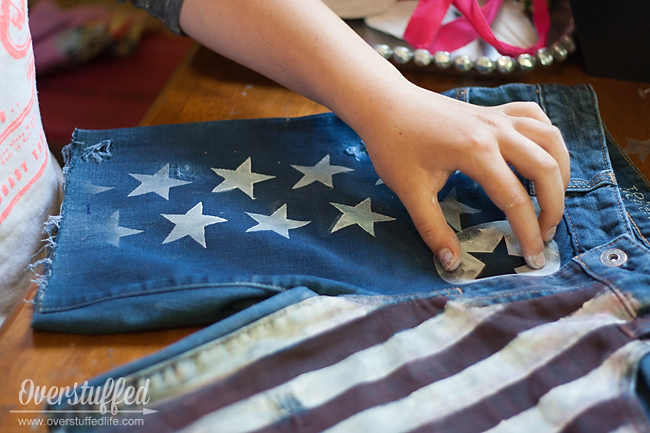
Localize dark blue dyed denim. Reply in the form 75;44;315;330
32;83;650;334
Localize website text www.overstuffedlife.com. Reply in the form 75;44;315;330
10;377;156;429
17;416;146;428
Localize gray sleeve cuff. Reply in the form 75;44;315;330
118;0;186;35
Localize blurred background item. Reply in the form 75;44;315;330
28;0;194;163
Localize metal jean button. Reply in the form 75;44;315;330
600;248;628;267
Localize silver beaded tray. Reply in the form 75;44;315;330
349;0;576;76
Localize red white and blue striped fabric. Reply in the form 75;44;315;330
109;284;650;433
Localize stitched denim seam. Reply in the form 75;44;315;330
628;211;650;246
563;200;581;254
587;85;612;173
584;87;634;240
120;297;349;384
613;185;635;240
589;96;632;241
343;276;598;306
561;85;632;255
568;172;617;189
343;287;465;304
38;281;287;313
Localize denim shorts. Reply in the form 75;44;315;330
41;83;650;432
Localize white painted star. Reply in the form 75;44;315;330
80;180;114;195
106;210;143;247
161;202;227;248
330;198;396;236
625;137;650;163
291;155;353;189
246;204;311;239
211;157;275;199
439;187;482;231
128;164;191;200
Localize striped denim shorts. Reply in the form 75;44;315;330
44;84;650;432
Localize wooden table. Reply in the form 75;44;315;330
1;43;649;432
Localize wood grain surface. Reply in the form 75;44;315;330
1;43;649;433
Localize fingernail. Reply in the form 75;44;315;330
544;226;557;243
438;248;460;272
526;252;546;269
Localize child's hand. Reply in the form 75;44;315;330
356;84;570;271
179;0;570;273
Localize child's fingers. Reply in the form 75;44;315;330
501;101;553;125
499;132;566;243
507;116;570;189
464;155;547;269
396;181;462;272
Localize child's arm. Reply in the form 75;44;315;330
179;0;569;271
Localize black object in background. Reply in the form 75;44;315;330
569;0;650;83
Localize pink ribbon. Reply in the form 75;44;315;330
403;0;550;57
